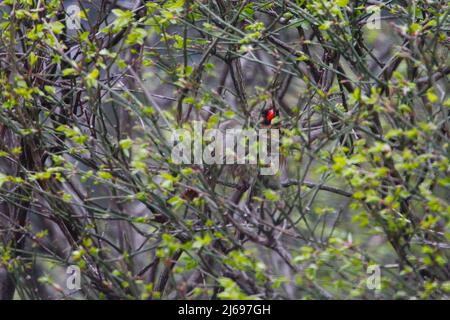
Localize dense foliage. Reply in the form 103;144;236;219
0;0;449;299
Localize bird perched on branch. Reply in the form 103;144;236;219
199;103;337;194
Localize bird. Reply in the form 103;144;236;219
197;103;336;194
202;105;284;191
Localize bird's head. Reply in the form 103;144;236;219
259;106;280;128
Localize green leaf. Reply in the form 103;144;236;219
49;21;65;34
336;0;349;7
98;171;113;179
29;52;38;66
112;9;134;31
263;189;280;201
168;195;185;209
85;68;99;88
119;138;133;150
207;113;220;129
426;89;438;103
62;68;77;76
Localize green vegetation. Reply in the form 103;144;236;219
0;0;449;300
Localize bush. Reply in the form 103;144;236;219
0;0;449;300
